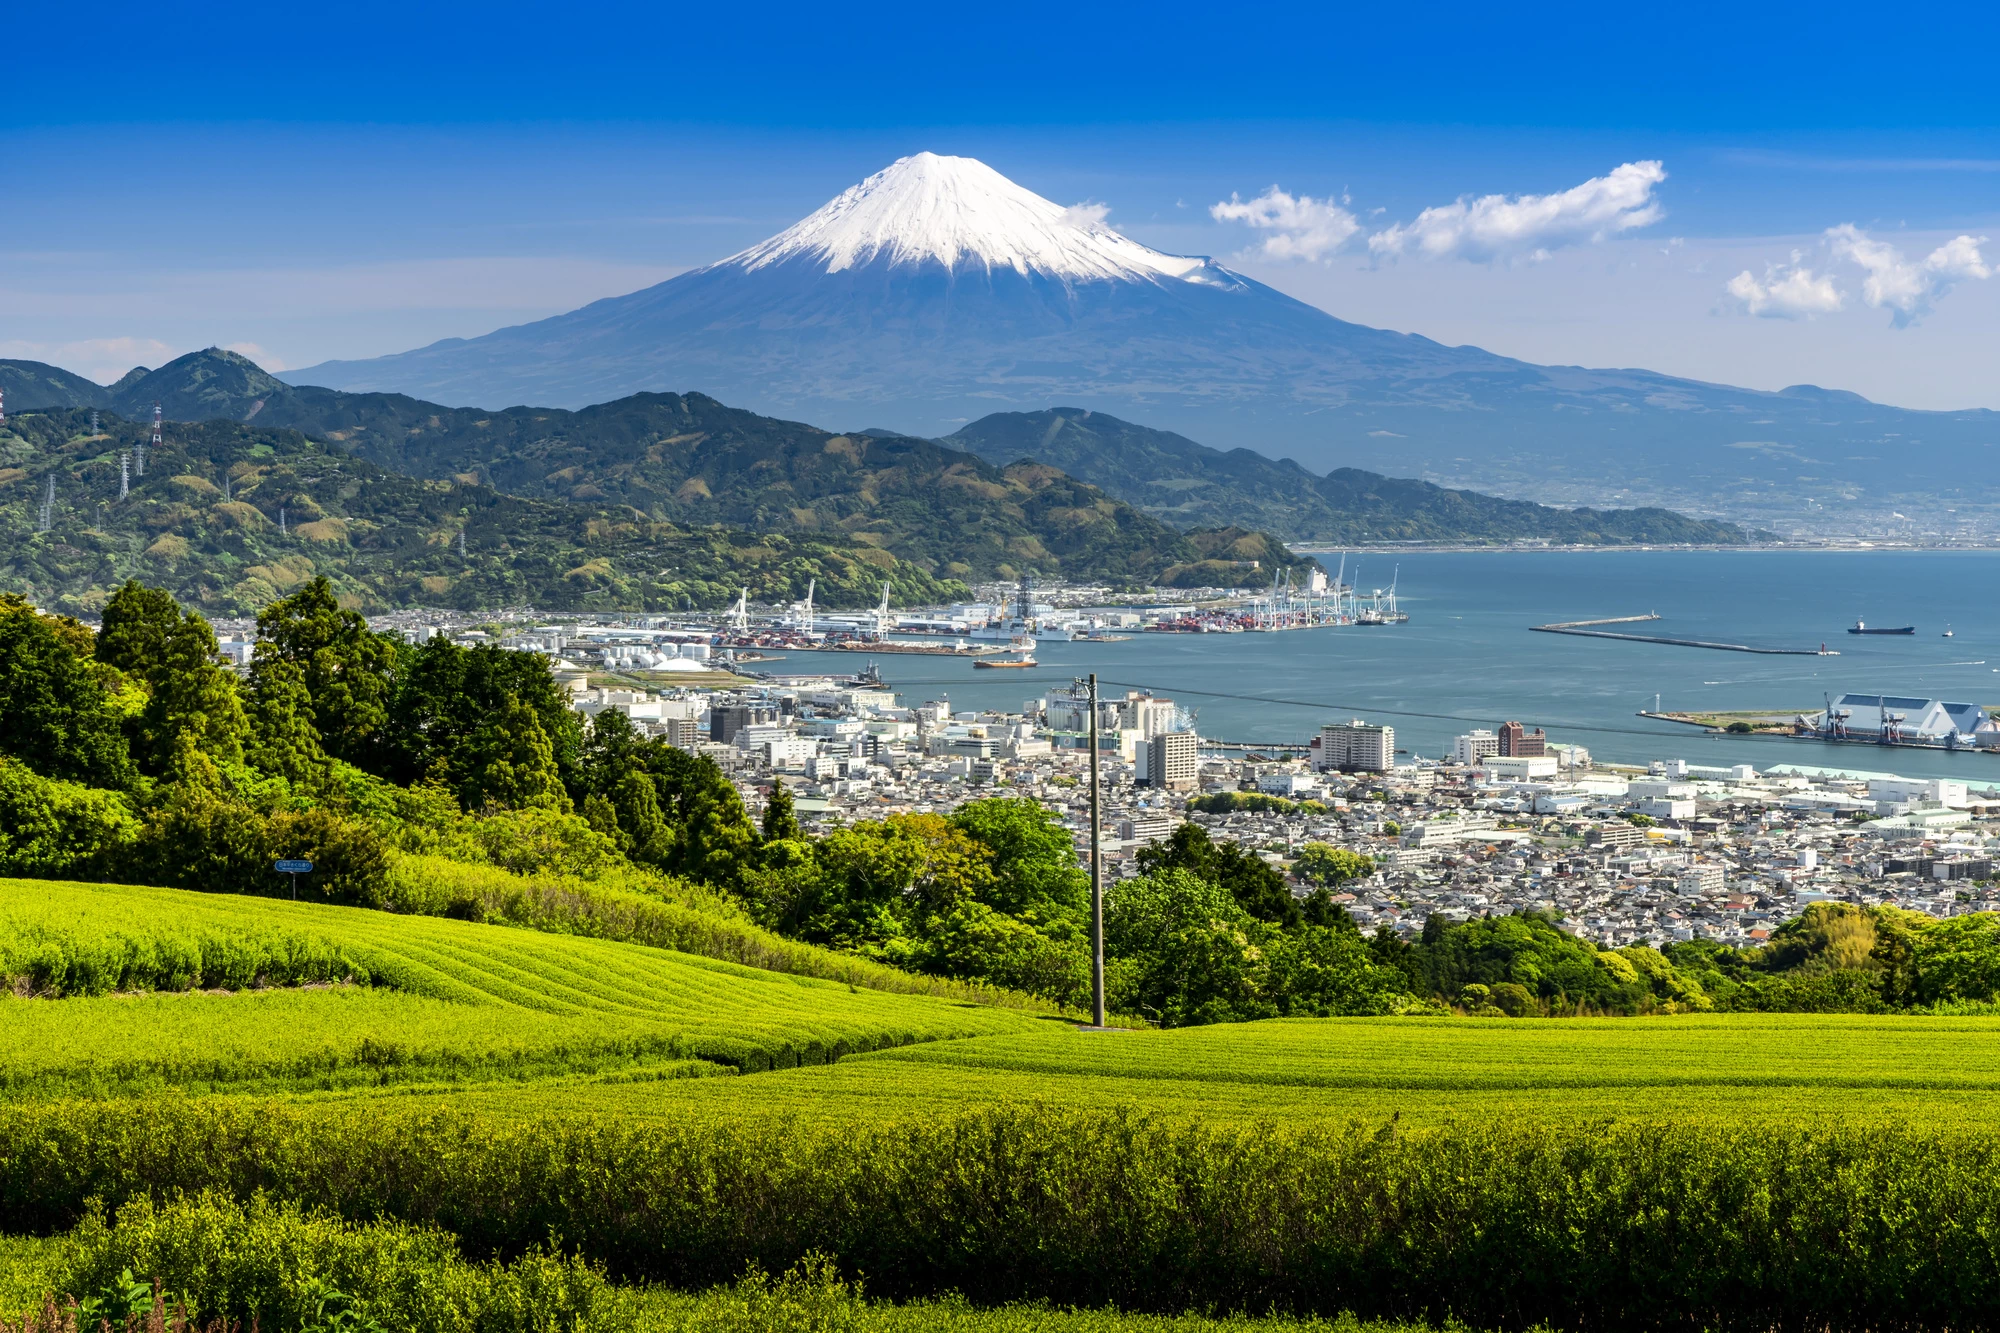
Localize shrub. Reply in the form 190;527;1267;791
47;1192;620;1333
10;1104;2000;1332
0;761;140;879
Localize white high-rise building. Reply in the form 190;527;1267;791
1316;719;1394;773
1145;731;1200;790
1451;729;1499;766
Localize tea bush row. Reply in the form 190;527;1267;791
5;1100;2000;1331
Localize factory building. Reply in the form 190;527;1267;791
1806;695;1999;746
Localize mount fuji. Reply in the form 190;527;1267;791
292;153;1998;519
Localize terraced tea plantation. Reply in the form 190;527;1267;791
0;878;1046;1098
307;1008;2000;1127
13;875;2000;1333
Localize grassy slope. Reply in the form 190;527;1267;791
384;854;1063;1011
0;878;1046;1096
947;407;1756;545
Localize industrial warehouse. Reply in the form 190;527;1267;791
1800;694;2000;750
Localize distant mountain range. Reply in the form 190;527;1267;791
0;349;1756;616
264;152;1994;523
944;408;1764;545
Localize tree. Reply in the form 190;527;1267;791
949;797;1087;920
1293;842;1374;888
245;658;327;789
458;693;571;812
762;780;802;844
1104;867;1272;1026
1263;923;1412;1017
251;578;400;767
1137;821;1299;927
382;637;581;802
0;595;134;789
96;582;251;779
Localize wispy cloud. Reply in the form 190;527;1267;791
1826;225;1991;326
0;335;178;383
1368;162;1667;263
1061;201;1112;228
223;341;287;372
1209;187;1361;262
1724;253;1846;318
1719;150;2000;173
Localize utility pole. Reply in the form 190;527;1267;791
1087;672;1106;1027
141;403;161;476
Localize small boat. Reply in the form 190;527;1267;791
974;636;1037;669
1944;625;1955;638
1848;620;1916;635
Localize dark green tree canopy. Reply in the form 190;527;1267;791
1137;821;1299;928
381;637;582;804
98;580;247;777
0;595;135;789
251;577;400;766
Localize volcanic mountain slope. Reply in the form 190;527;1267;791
945;408;1756;545
286;153;1998;518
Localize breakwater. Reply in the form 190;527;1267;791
1532;615;1834;656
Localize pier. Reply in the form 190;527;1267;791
1532;613;1835;656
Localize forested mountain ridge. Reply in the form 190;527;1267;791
0;408;969;616
946;407;1761;545
1;350;1317;589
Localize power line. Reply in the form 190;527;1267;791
846;669;1699;742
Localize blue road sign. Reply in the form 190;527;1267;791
274;859;314;874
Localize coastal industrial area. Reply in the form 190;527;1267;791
188;584;2000;955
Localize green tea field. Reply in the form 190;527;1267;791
0;878;1047;1098
9;875;2000;1333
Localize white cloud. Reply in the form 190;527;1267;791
1368;161;1667;263
0;335;178;383
1061;201;1112;229
1209;187;1362;263
1724;252;1846;319
224;341;287;372
1826;224;1991;326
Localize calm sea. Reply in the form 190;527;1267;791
773;549;2000;788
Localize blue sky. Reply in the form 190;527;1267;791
5;0;1997;407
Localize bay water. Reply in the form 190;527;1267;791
777;549;2000;787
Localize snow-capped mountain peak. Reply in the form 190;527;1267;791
717;152;1225;285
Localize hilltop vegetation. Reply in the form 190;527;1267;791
0;407;966;615
3;350;1318;591
948;407;1762;545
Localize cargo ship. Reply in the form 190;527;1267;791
1848;620;1915;635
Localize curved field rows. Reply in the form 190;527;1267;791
0;879;1045;1097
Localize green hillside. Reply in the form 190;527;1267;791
10;349;1315;588
0;407;967;615
0;877;1042;1097
0;360;112;412
947;406;1760;545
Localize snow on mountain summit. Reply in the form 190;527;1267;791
718;152;1227;285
